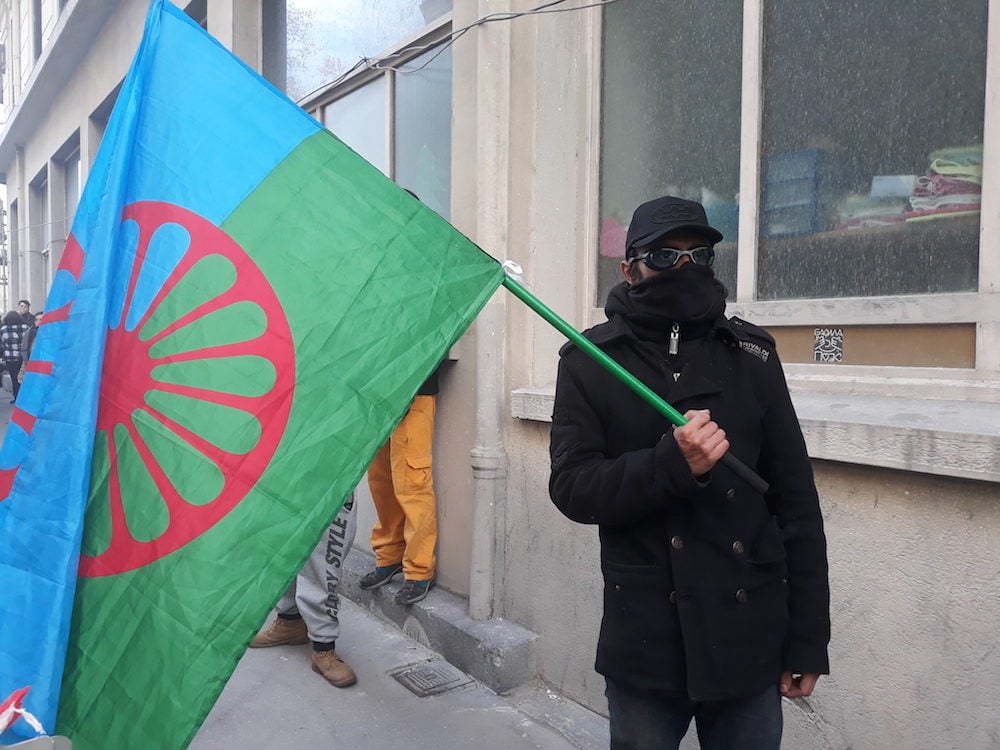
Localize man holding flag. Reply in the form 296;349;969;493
549;195;831;749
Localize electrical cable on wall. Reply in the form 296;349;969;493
300;0;623;99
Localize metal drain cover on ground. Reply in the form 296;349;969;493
390;659;474;697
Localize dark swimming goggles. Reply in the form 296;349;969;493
628;246;716;271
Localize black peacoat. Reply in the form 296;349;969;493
549;312;830;702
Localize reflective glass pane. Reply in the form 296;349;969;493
758;0;987;300
63;150;80;238
40;181;49;252
324;77;388;174
287;0;453;101
598;0;743;304
394;45;452;219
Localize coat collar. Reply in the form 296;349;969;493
572;314;743;349
565;315;733;404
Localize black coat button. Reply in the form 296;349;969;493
733;540;745;555
735;588;748;603
726;488;736;499
670;536;684;550
669;590;677;604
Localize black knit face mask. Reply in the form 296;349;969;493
626;263;727;324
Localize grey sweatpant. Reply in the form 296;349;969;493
275;494;357;644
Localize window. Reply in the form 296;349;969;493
324;77;388;174
305;14;454;217
598;1;994;374
63;148;81;237
0;7;7;106
287;0;453;101
41;175;52;291
32;0;42;59
184;0;208;28
28;167;49;295
89;82;121;165
2;200;15;313
597;0;744;303
758;0;987;300
393;44;452;219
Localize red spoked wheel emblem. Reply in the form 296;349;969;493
78;201;295;577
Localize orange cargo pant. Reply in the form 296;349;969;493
367;395;437;581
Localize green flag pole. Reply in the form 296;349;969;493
501;273;769;495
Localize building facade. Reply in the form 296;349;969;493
2;1;999;748
0;0;285;309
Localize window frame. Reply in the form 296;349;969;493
3;199;16;313
31;0;41;60
27;165;48;300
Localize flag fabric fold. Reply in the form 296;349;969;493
0;1;503;747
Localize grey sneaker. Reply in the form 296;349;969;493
359;563;403;590
394;579;434;606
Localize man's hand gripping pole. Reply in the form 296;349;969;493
500;266;769;495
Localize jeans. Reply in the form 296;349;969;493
606;679;783;750
5;358;22;400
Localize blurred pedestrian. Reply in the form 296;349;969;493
16;300;33;327
1;311;31;402
18;312;43;386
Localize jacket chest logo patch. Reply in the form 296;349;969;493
739;341;770;362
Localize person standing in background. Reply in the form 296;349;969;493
1;311;31;403
359;364;441;606
250;495;359;688
16;300;33;327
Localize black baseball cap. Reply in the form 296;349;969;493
624;196;724;257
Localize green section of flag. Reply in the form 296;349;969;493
57;129;502;749
224;130;503;461
139;254;238;342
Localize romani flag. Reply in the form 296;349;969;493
0;1;503;747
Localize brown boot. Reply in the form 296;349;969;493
310;649;357;687
249;617;308;648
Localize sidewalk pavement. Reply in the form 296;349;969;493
192;599;608;750
0;385;610;750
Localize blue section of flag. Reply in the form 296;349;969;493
107;219;140;329
0;1;321;741
124;223;188;331
73;6;320;233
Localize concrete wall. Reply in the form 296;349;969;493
800;462;1000;750
481;0;611;717
502;419;605;705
